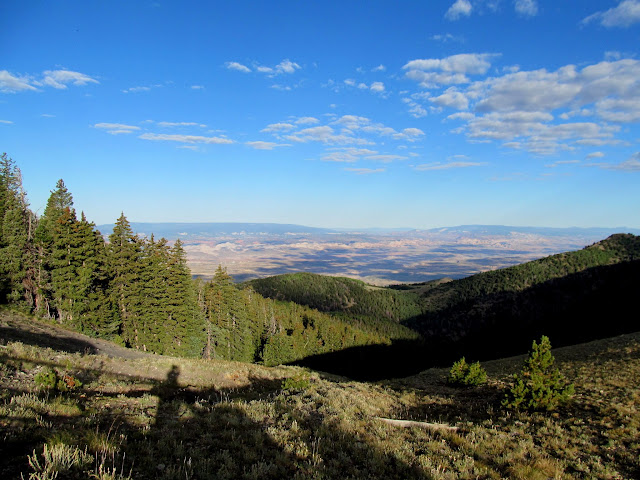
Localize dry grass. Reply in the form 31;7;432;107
1;319;639;479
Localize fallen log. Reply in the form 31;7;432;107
375;417;459;433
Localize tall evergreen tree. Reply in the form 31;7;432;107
107;213;144;348
33;179;75;317
0;153;33;305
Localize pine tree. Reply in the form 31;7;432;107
33;179;75;317
503;335;574;411
164;239;204;357
0;153;33;305
107;213;144;348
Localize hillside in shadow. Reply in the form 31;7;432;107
292;260;640;380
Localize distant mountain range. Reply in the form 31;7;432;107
96;222;335;238
96;222;640;239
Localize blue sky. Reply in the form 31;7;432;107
1;0;639;229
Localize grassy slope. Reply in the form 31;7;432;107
1;309;639;479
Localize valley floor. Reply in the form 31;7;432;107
1;310;639;479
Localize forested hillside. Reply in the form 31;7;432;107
0;154;390;366
401;234;640;360
405;233;640;315
246;272;423;332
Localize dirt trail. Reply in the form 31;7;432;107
0;310;150;360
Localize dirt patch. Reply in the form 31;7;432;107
0;309;150;361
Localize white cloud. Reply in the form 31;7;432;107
402;98;428;118
415;161;484;170
431;33;460;42
437;58;640;153
41;70;98;89
590;153;640;171
344;168;385;174
41;114;56;118
94;123;141;135
256;66;274;74
430;87;469;110
370;81;385;93
0;70;37;93
261;122;296;133
364;154;407;162
225;61;251;73
139;133;233;144
403;53;497;88
372;65;386;72
285;125;373;145
514;0;538;16
0;119;13;124
322;148;378;163
246;141;290;150
270;84;292;91
392;127;425;141
447;112;475;121
275;59;301;74
344;79;356;86
295;117;319;125
122;86;151;93
582;0;640;28
445;0;472;20
157;121;206;128
586;151;605;159
545;159;580;168
191;85;204;90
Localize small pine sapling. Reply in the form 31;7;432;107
447;357;487;386
503;335;574;411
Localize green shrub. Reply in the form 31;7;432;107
447;357;487;386
281;375;310;392
503;335;574;411
34;368;59;391
34;368;82;393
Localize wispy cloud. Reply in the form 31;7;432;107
157;121;206;128
403;53;498;88
344;168;385;174
139;133;233;144
364;154;407;163
585;151;605;159
261;122;296;133
1;69;98;93
122;84;164;93
445;0;472;20
545;160;580;168
415;160;484;171
0;70;37;93
295;117;319;125
41;70;99;89
322;148;378;163
245;141;291;150
514;0;538;17
0;119;13;124
582;0;640;28
225;61;251;73
372;65;386;72
589;152;640;171
94;123;141;135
